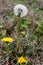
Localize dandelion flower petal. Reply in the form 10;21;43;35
1;37;13;43
17;56;28;64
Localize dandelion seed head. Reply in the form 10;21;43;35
14;4;28;17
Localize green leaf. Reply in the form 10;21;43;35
23;43;35;54
3;54;8;59
9;43;16;54
21;24;28;29
0;25;3;28
30;35;35;41
34;9;41;14
36;26;41;33
25;21;31;25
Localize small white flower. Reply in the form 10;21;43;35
14;4;28;17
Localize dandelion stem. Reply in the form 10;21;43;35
17;13;21;51
4;42;9;52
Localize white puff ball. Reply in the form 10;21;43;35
14;4;28;17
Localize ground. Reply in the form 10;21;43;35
0;0;43;65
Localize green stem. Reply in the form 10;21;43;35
4;43;9;52
17;14;21;51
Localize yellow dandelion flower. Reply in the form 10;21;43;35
1;37;13;43
17;56;28;64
